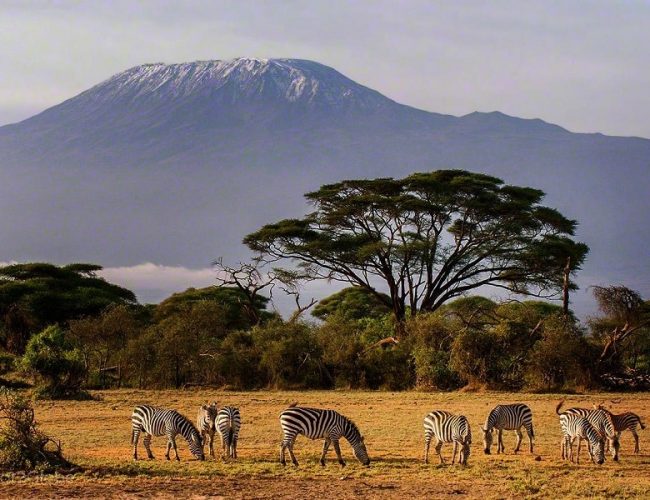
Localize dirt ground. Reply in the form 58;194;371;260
1;390;648;498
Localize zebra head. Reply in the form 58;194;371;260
352;436;370;466
481;426;493;454
199;402;218;432
189;430;205;461
589;437;605;465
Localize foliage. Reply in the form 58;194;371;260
68;304;145;388
252;320;324;388
245;170;588;325
20;326;88;399
312;287;391;321
0;388;73;472
155;286;273;330
0;263;136;354
524;315;594;391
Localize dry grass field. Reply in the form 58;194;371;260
1;390;649;498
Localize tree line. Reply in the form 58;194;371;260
0;170;648;396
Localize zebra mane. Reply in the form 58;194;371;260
343;415;363;441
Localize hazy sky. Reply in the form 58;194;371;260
1;0;649;137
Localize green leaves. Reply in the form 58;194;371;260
245;169;589;323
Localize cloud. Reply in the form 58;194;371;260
98;262;217;299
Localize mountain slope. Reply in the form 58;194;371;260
0;58;648;312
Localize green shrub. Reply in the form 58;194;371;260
20;326;88;399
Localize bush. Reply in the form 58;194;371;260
0;388;73;472
253;320;324;389
20;326;88;399
524;315;595;391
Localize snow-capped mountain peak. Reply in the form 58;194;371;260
75;57;394;111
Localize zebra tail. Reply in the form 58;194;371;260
555;399;565;415
130;428;135;445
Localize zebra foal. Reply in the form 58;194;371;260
279;406;370;467
196;402;218;458
216;406;241;459
423;410;471;465
558;412;605;464
481;403;534;454
131;405;205;461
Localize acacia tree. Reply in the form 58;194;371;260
244;170;588;327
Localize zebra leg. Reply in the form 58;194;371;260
435;439;445;465
332;439;346;467
165;440;172;460
132;429;140;460
576;438;582;464
632;430;640;453
527;425;534;453
424;435;431;464
280;441;287;466
208;431;214;458
143;434;154;459
319;438;331;466
221;433;228;460
288;440;299;466
497;429;504;454
514;428;523;453
452;441;458;464
172;436;180;461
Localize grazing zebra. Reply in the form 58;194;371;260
597;407;645;454
279;406;370;467
216;406;241;459
131;405;205;461
558;412;605;465
196;402;218;458
423;410;472;465
481;403;534;454
556;400;620;461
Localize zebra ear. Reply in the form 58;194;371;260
202;405;208;410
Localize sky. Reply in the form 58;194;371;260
1;0;648;314
1;0;649;138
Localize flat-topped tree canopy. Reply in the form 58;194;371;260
244;170;589;325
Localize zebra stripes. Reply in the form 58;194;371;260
196;402;218;458
131;405;205;461
279;406;370;467
556;401;620;461
558;412;604;465
482;403;534;454
606;410;645;454
216;406;241;459
423;410;472;465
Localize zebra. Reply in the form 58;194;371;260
481;403;534;454
558;412;605;465
279;406;370;467
131;404;205;461
216;406;241;459
555;400;620;461
196;402;218;458
596;407;645;454
423;410;472;465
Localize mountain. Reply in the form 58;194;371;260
1;58;649;311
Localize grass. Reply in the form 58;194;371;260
1;390;648;498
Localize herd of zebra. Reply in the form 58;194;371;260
130;400;645;467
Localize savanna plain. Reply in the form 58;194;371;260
1;390;648;499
